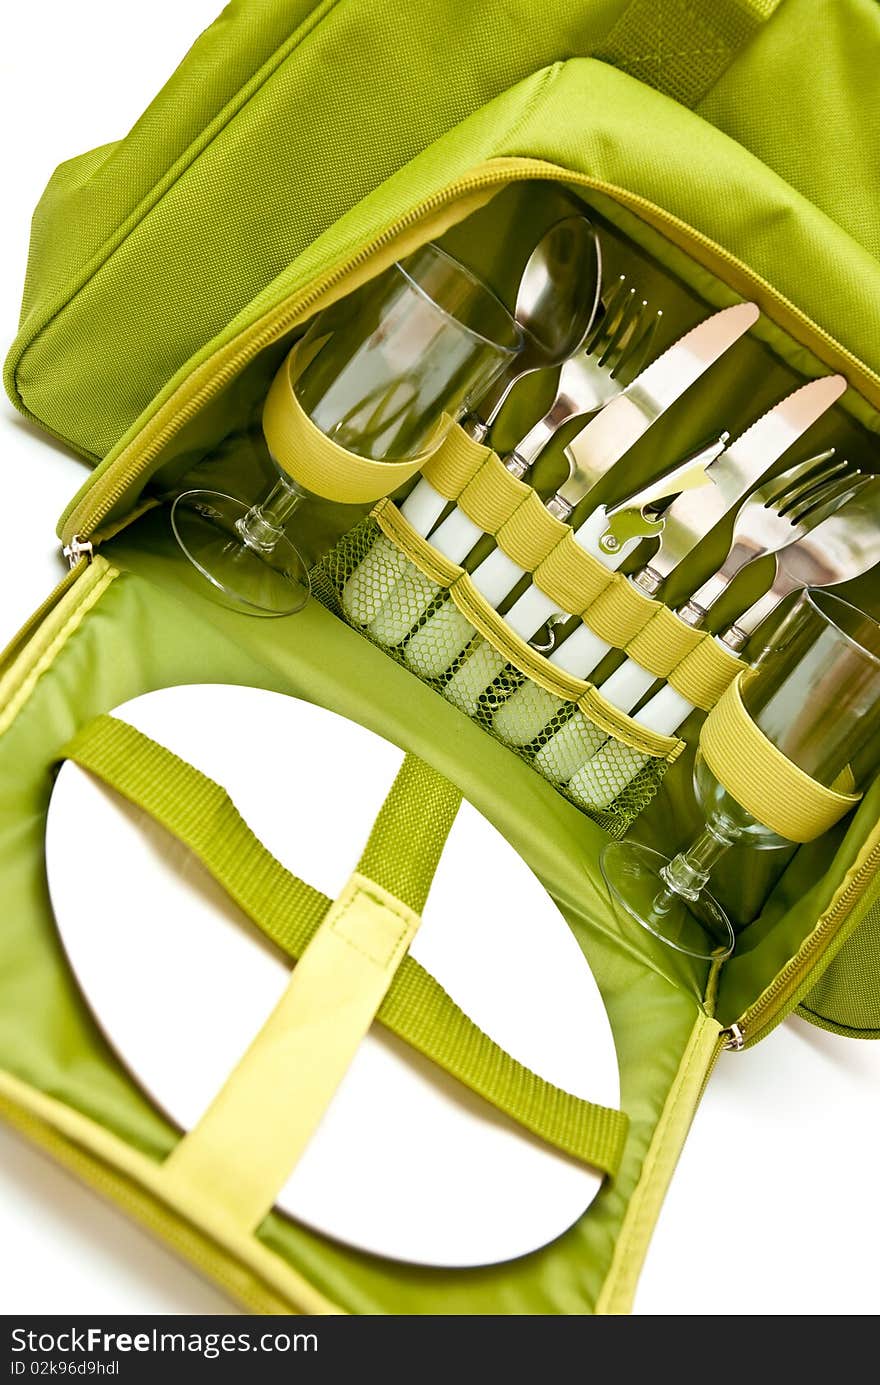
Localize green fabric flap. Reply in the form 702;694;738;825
9;1;880;461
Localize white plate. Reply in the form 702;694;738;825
46;684;619;1267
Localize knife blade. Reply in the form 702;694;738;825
550;301;760;519
605;373;848;592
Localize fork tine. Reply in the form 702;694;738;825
584;275;629;355
595;290;640;367
777;458;854;515
611;306;662;386
787;470;867;525
757;448;839;508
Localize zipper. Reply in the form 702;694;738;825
721;835;880;1049
59;156;880;547
53;152;880;1041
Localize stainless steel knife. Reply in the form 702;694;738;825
543;301;761;523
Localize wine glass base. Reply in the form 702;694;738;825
600;840;735;962
171;490;311;618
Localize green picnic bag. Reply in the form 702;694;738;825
3;0;879;1314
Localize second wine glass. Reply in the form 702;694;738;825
602;590;880;970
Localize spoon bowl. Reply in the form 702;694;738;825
465;213;602;439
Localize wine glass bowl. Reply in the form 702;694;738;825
171;244;521;615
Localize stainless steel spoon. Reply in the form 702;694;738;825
399;214;602;540
463;212;602;441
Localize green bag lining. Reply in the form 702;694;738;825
0;550;702;1314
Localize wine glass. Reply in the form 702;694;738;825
171;243;521;615
601;590;880;968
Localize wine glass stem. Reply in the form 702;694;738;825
654;822;737;913
235;476;303;555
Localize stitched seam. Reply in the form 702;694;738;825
597;1017;716;1313
329;887;413;968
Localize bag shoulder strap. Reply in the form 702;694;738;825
599;0;785;108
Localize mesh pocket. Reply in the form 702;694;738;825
312;517;672;836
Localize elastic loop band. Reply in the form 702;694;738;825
700;672;862;843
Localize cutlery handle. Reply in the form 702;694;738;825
548;622;612;677
470;547;527;607
631;683;694;737
595;659;657;714
400;478;449;537
429;505;485;564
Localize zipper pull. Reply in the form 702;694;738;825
62;535;94;569
721;1022;745;1051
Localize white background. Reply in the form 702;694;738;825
1;1;878;1317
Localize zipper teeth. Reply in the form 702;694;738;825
64;158;880;545
61;154;880;1040
62;162;538;541
735;839;880;1047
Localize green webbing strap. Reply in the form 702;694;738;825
599;0;785;108
355;752;461;913
60;715;629;1178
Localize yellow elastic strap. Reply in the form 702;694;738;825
262;345;442;504
457;450;531;534
161;872;420;1231
700;672;862;843
374;498;462;586
495;490;566;571
533;530;617;615
419;422;492;500
374;503;684;763
668;634;745;711
577;686;683;760
581;574;657;649
625;605;704;680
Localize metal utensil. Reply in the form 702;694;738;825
720;478;880;652
393;303;759;682
539;456;866;788
499;377;849;755
465;214;603;440
596;447;861;713
398;215;601;539
565;479;880;811
417;279;659;558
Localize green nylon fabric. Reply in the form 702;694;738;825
799;897;880;1039
52;54;880;544
599;0;782;107
59;712;629;1177
356;752;462;913
12;0;880;462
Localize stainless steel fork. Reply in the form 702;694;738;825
720;474;880;652
561;475;880;813
498;277;660;482
676;450;858;629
